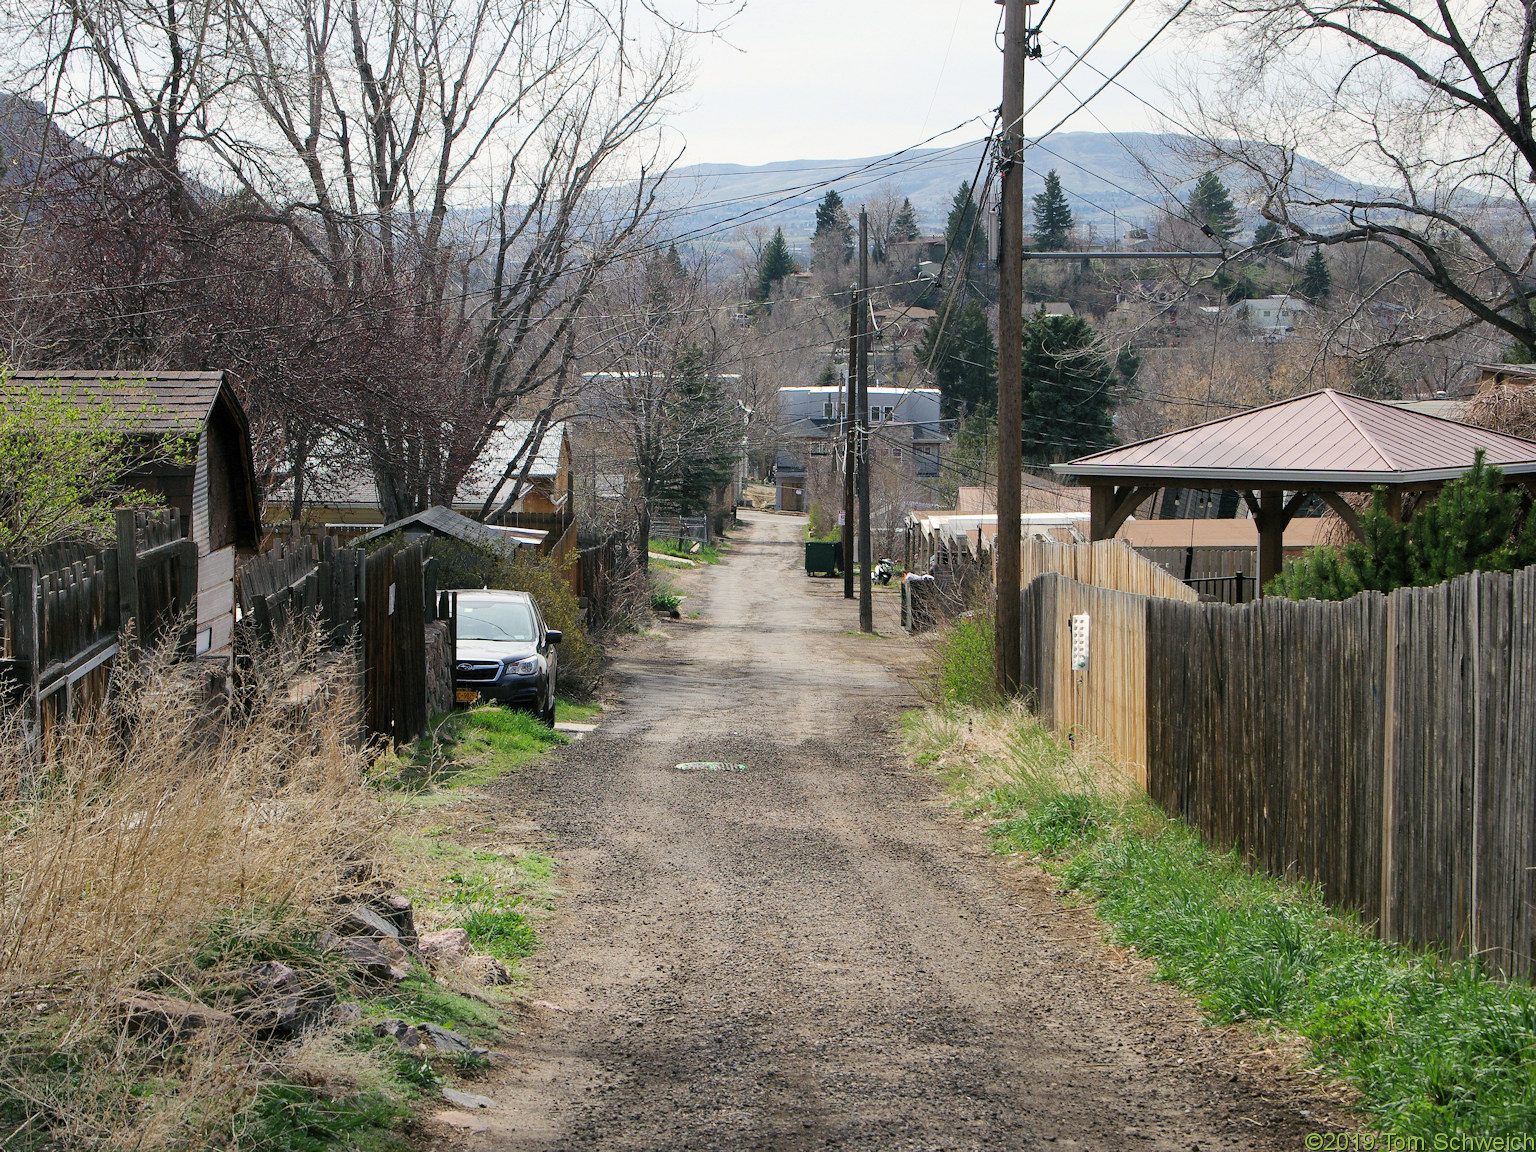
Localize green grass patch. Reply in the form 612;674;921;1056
462;907;539;961
554;699;600;724
907;706;1536;1142
649;537;721;564
377;706;566;793
247;1083;409;1152
377;975;502;1036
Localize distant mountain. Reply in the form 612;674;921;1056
655;132;1366;253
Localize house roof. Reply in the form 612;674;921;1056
1055;389;1536;487
4;369;230;433
454;421;568;507
289;420;569;510
351;505;545;554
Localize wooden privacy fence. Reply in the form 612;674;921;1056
235;534;443;746
0;510;197;736
1020;538;1199;602
1021;565;1536;977
236;535;363;646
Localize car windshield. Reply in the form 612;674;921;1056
457;599;536;642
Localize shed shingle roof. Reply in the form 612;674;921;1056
1055;389;1536;485
3;370;227;433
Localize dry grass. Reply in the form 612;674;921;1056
0;633;403;1149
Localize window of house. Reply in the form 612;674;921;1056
883;406;895;422
823;401;834;418
892;447;903;461
869;405;880;423
809;438;830;456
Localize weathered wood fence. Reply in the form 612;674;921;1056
1020;538;1199;603
0;509;197;735
1020;564;1536;977
234;534;445;745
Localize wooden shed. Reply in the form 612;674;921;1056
4;369;260;659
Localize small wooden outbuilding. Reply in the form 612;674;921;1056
4;369;261;658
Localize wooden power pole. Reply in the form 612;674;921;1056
843;274;857;599
857;207;873;633
995;0;1028;695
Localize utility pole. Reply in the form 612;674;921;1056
843;275;857;599
995;0;1028;694
857;207;873;633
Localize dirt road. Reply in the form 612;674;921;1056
462;512;1337;1151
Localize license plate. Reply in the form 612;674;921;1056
455;689;480;704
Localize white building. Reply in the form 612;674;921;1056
1225;293;1311;337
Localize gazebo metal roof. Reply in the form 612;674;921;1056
1054;389;1536;488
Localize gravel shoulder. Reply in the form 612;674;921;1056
444;511;1348;1151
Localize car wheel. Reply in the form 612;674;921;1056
539;686;556;728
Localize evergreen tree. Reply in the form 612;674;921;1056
1016;311;1118;464
814;362;838;390
1032;170;1074;249
944;181;979;252
915;301;997;418
654;346;738;516
1299;247;1332;302
893;197;920;242
1188;170;1239;240
813;189;853;265
1115;344;1141;389
1253;220;1281;247
1268;451;1536;599
755;227;796;300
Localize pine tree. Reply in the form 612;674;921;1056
1115;344;1140;388
755;227;796;300
1253;221;1281;247
1016;312;1118;464
915;301;997;418
1269;451;1536;599
1299;247;1332;302
893;198;919;241
944;181;978;252
1188;170;1239;240
813;189;852;265
1032;170;1074;249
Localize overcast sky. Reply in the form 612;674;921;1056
662;0;1186;166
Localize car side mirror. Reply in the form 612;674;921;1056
545;630;563;645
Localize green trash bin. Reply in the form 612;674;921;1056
804;540;841;577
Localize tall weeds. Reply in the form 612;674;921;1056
0;634;397;1148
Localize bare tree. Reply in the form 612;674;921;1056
1176;0;1536;357
583;249;739;569
3;0;720;522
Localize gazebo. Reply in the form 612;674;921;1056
1053;389;1536;586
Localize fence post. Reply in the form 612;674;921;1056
115;510;139;643
178;540;200;655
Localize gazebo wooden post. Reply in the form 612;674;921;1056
1089;484;1114;540
1256;490;1286;589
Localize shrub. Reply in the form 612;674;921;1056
928;612;1001;710
1270;451;1536;600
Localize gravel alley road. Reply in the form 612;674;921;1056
457;511;1340;1152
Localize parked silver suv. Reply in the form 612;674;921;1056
451;590;561;726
